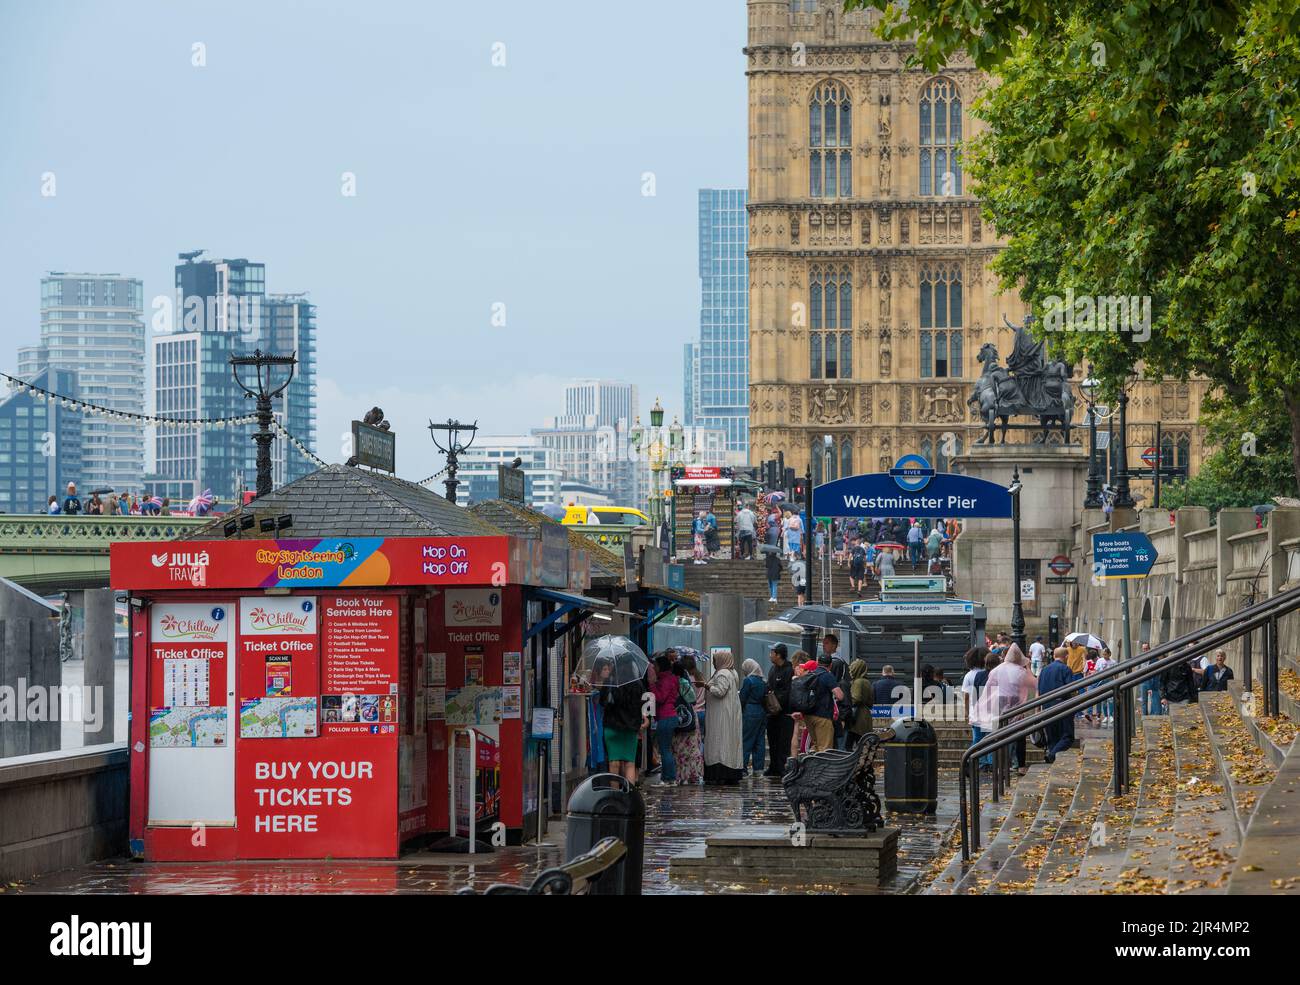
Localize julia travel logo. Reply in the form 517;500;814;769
150;550;210;568
888;454;936;492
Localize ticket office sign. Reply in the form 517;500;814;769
237;596;320;739
320;594;400;736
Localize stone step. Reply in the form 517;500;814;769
1064;716;1160;895
1199;691;1275;839
1163;702;1240;893
982;752;1084;893
1031;735;1114;892
946;753;1075;895
1227;735;1300;894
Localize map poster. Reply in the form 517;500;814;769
445;686;502;728
150;602;231;717
149;706;228;748
240;696;319;738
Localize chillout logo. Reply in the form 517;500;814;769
888;454;936;492
158;613;219;640
247;606;310;633
448;591;501;626
49;914;151;965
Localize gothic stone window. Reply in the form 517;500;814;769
920;78;962;196
919;263;963;378
811;434;853;486
921;433;963;472
810;81;852;198
810;264;852;379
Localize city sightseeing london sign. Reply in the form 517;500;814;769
813;455;1013;519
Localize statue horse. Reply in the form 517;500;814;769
969;342;1076;444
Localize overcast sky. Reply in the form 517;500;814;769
0;0;746;480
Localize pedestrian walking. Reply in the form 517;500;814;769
1200;650;1233;692
1038;646;1076;763
802;654;843;752
926;524;943;560
847;659;873;748
788;658;812;758
62;482;82;515
822;633;852;749
790;555;807;606
1029;635;1047;676
601;672;650;785
672;653;705;785
692;511;708;564
1136;641;1163;716
739;659;768;774
703;507;720;557
587;655;612;773
907;521;923;566
649;653;680;785
849;540;868;595
765;549;782;603
703;651;743;785
763;643;795;777
735;501;757;560
975;643;1036;774
876;547;896;579
1160;657;1200;709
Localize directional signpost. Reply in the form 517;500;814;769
1091;531;1156;580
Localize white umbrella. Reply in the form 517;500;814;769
1064;632;1105;650
744;619;804;634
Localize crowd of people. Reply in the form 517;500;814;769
42;481;220;517
585;626;1244;793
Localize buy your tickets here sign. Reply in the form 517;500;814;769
230;594;400;858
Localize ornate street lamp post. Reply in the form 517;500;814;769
1009;465;1026;650
230;349;296;499
1113;383;1136;510
1078;369;1104;509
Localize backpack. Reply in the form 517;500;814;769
789;673;819;714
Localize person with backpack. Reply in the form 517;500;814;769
821;634;853;749
763;643;795;777
738;659;768;774
790;655;843;753
849;540;868;595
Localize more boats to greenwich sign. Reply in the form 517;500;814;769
813;456;1014;519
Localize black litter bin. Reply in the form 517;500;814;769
564;773;645;895
884;718;938;814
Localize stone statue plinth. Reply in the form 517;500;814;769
949;443;1090;640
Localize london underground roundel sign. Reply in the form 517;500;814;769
888;454;936;492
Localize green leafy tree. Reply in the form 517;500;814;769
1159;395;1298;515
845;0;1300;488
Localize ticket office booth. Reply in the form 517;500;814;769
113;535;593;861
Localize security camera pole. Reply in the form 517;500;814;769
230;349;297;499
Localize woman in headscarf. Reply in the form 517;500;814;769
973;643;1038;775
847;659;873;748
672;653;705;785
738;659;768;775
703;650;743;785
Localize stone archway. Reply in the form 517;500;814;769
1139;598;1152;647
1159;597;1172;644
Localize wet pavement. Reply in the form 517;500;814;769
13;773;962;895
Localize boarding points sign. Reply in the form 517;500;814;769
814;456;1014;519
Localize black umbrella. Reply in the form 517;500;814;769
775;604;865;634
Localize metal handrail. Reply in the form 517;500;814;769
957;582;1300;860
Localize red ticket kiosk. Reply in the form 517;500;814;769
113;534;591;861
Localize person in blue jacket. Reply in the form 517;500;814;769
738;659;769;774
1037;646;1076;762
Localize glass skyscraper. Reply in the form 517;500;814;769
20;273;145;491
0;367;83;514
154;255;316;503
693;189;749;459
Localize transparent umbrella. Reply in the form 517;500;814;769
576;635;650;689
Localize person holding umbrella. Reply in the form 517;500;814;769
581;637;652;785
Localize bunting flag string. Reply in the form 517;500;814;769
2;370;260;429
271;420;329;468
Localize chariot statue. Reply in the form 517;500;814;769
967;315;1075;444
